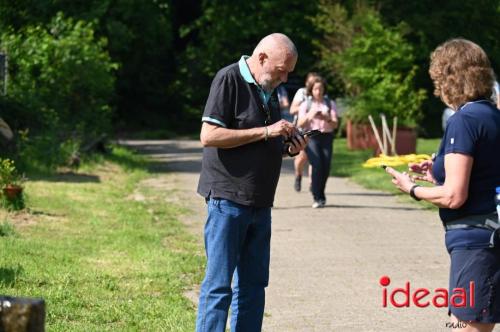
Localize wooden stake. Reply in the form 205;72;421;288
392;117;398;155
368;115;386;155
381;114;394;155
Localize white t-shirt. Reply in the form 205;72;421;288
292;87;307;104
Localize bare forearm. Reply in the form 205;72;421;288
413;185;464;209
387;153;471;209
201;125;266;148
290;101;301;115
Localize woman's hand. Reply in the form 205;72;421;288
307;110;319;120
408;160;437;184
384;167;416;194
318;111;331;121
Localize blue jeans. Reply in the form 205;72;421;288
196;198;272;332
306;133;333;202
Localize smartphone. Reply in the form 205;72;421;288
284;129;322;143
303;129;321;138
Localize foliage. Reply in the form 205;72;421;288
0;158;24;188
1;1;500;136
96;0;176;129
375;0;500;136
176;0;319;127
313;4;426;126
0;0;178;130
0;13;116;170
0;159;26;210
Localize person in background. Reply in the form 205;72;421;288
297;76;338;208
277;85;292;122
289;72;319;192
385;39;500;332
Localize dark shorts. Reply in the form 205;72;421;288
449;247;500;322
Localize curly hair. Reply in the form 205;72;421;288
429;38;495;109
306;76;326;97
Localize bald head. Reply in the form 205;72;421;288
253;33;298;59
247;33;298;92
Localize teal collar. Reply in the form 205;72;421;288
238;56;273;104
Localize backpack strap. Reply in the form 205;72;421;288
305;96;312;113
307;96;331;113
323;96;331;113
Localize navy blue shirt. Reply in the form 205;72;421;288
432;100;500;250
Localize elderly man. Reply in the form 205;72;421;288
196;33;306;332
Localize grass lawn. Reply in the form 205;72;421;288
332;137;442;207
0;147;203;331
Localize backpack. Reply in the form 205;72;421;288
294;95;332;127
305;95;331;114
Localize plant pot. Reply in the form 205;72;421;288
346;120;377;150
3;185;23;199
346;120;417;155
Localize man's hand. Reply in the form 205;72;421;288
266;119;296;140
287;134;308;155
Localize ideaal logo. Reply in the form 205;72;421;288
379;276;474;308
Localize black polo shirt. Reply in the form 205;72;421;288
197;61;284;207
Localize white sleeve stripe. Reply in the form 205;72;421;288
202;117;227;128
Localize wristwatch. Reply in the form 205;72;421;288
410;184;421;201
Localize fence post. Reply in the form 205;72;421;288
0;296;45;332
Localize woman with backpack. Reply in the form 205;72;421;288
290;72;319;192
297;76;338;208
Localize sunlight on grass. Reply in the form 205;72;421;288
0;146;203;331
332;138;441;208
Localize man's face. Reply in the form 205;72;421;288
259;52;297;92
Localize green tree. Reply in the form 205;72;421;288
1;13;116;169
376;0;500;136
0;0;177;130
176;0;319;127
313;4;426;126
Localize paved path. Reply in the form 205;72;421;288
120;139;498;332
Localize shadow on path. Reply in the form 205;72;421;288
273;204;419;211
118;139;203;174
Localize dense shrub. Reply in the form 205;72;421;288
313;5;426;127
0;13;117;170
